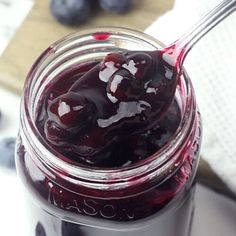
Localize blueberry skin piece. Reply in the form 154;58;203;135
50;0;91;26
99;0;133;14
35;222;46;236
0;137;16;169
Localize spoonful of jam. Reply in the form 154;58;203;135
41;0;235;166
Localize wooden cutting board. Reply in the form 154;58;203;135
0;0;234;198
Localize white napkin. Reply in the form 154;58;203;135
145;0;236;194
0;0;34;56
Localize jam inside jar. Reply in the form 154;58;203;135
16;28;202;236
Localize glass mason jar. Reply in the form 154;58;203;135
16;27;202;236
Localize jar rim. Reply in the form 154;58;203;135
20;27;196;190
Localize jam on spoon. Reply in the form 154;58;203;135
38;50;179;167
37;0;236;167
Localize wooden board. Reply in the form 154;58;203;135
0;0;174;93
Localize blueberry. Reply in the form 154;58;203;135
45;119;72;146
106;69;143;102
50;0;91;26
101;52;126;69
126;52;154;81
35;222;46;236
61;221;84;236
99;0;133;14
0;137;16;169
48;93;95;128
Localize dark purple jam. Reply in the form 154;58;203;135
92;32;111;41
36;51;178;167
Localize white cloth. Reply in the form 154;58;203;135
145;0;236;193
0;0;34;56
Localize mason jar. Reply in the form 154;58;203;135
16;27;202;236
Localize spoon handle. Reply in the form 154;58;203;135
172;0;236;68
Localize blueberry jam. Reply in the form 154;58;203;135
16;29;201;236
92;32;111;41
36;51;178;167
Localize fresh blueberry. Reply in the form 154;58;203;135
99;0;133;14
50;0;91;26
35;222;46;236
61;221;84;236
0;137;16;169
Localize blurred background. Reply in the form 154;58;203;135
0;0;235;235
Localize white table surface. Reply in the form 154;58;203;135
192;184;236;236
